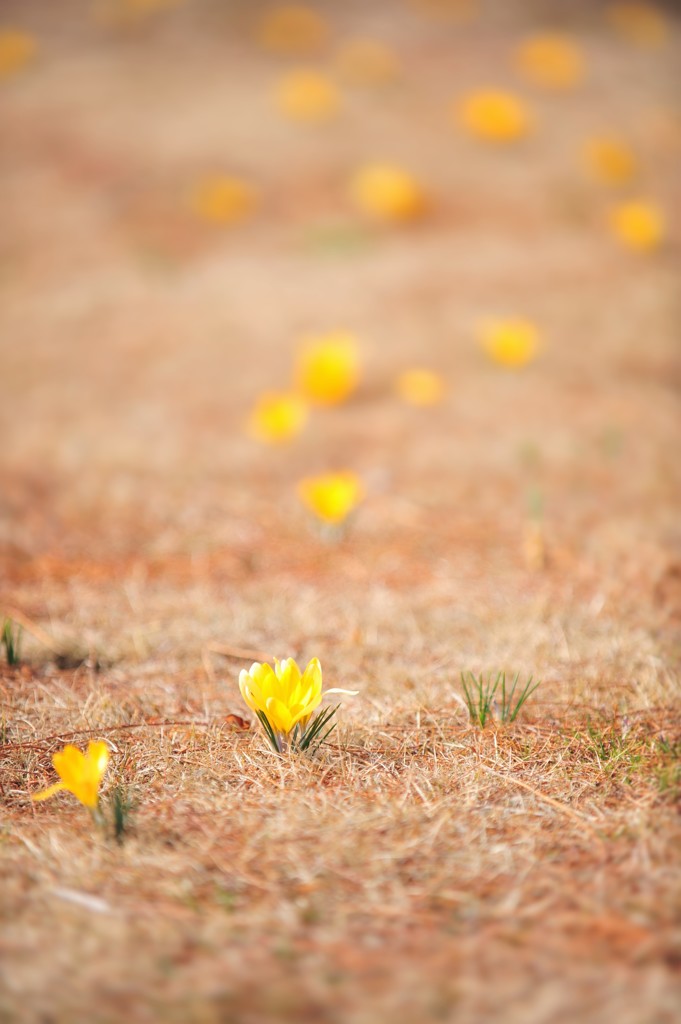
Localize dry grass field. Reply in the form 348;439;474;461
1;1;680;1021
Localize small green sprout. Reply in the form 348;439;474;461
461;670;541;726
2;619;22;666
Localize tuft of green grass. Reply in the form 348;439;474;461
1;619;22;666
109;785;136;844
460;671;541;727
256;704;340;755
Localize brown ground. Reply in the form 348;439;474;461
1;2;680;1022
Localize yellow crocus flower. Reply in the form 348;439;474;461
32;741;110;811
480;319;540;368
256;4;328;56
350;164;427;222
0;30;37;79
457;90;532;143
297;470;364;526
275;69;340;122
583;137;637;186
248;391;308;443
295;331;360;405
395;368;446;406
606;3;667;47
190;176;257;226
514;33;585;91
239;657;356;744
609;200;665;251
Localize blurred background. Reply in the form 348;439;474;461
0;0;679;665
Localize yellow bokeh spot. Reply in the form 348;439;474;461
396;368;446;406
609;200;665;251
514;33;585;91
350;164;427;222
275;68;340;122
257;4;328;56
297;471;365;526
0;30;37;79
295;332;360;406
606;3;668;47
583;137;637;185
190;176;257;225
480;320;540;368
248;392;308;443
458;90;532;143
336;38;400;86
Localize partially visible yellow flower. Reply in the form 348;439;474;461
583;137;638;185
336;38;400;87
275;69;340;122
395;368;446;406
0;30;37;79
457;90;532;143
606;3;668;47
609;200;665;251
32;741;110;811
350;164;427;222
480;320;540;368
514;33;585;91
239;657;357;749
256;4;328;55
248;391;308;443
297;471;365;526
295;331;360;405
408;0;476;21
190;176;257;225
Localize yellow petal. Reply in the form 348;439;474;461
256;4;328;56
87;741;110;778
265;696;295;734
350;165;427;223
395;368;445;406
457;90;532;143
480;319;540;368
248;391;308;443
609;200;664;251
295;332;360;405
31;781;66;803
275;69;340;123
297;471;364;525
514;33;585;91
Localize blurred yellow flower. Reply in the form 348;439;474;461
257;4;328;55
458;90;532;143
239;657;357;751
606;3;667;47
514;33;585;91
190;176;257;225
480;320;540;368
275;69;340;122
248;391;308;443
609;200;664;251
32;741;110;811
583;137;637;185
297;470;365;525
336;38;400;86
396;368;446;406
0;30;37;79
350;164;427;222
295;331;360;405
